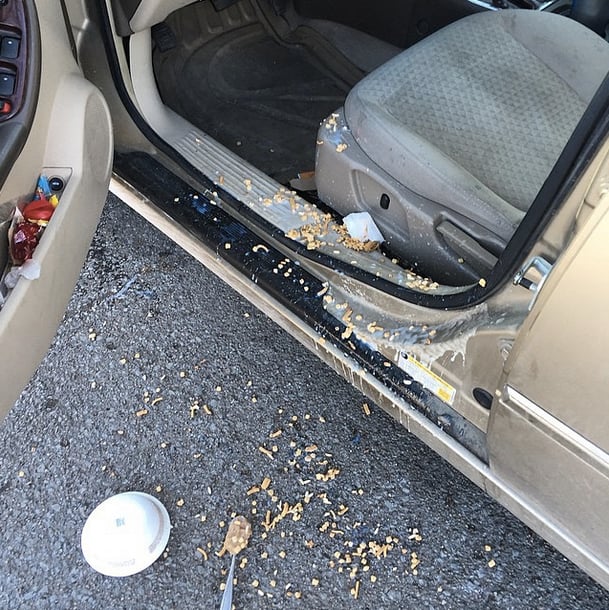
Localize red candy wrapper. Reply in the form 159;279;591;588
3;175;59;271
9;210;41;265
22;195;57;225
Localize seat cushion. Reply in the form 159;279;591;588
344;10;609;240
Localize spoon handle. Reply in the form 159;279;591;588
220;554;236;610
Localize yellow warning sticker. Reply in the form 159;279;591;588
397;354;456;406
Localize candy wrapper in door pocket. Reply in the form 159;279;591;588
22;175;58;226
9;208;42;265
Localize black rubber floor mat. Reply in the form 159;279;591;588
154;23;349;184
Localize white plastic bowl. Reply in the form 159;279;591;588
81;491;171;577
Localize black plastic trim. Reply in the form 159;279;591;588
96;0;609;310
109;0;141;36
59;0;78;60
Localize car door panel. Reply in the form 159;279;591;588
489;196;609;583
0;0;113;418
0;0;40;186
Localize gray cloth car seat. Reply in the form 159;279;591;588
315;10;609;284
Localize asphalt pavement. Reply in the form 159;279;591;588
1;194;608;609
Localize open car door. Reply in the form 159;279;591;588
0;0;112;418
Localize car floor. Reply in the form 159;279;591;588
154;16;350;184
1;195;609;608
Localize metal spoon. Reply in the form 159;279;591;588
219;516;252;610
220;554;236;610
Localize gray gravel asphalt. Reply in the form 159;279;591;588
1;194;608;610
